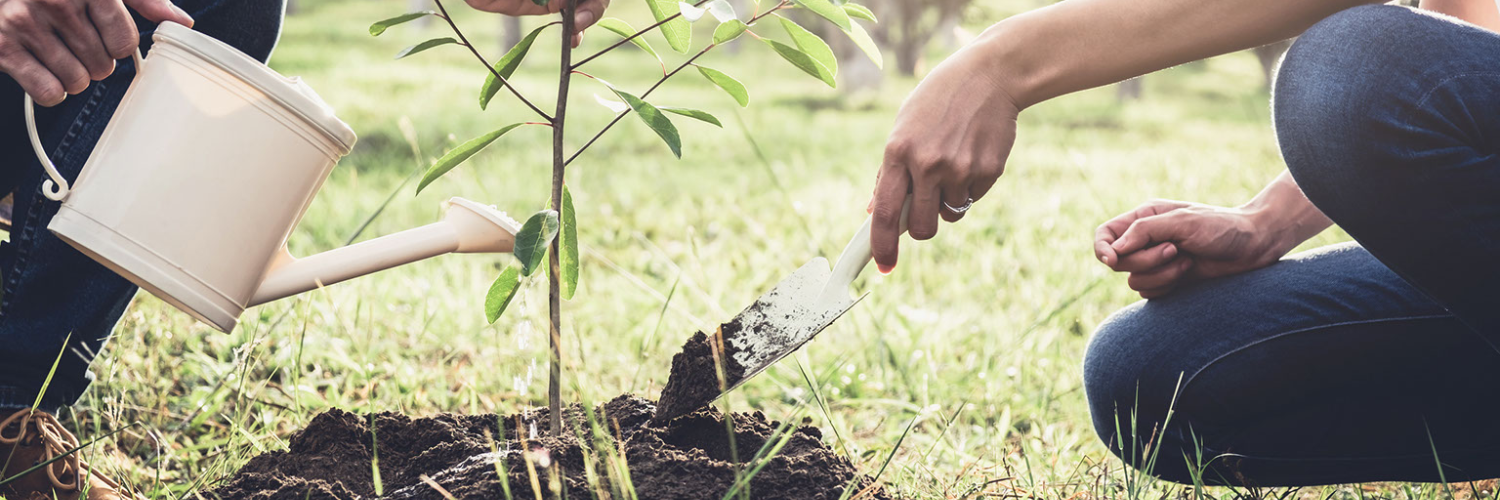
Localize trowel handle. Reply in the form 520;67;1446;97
24;49;144;202
821;196;910;302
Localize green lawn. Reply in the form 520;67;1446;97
60;0;1462;498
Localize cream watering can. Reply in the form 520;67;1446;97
21;22;521;333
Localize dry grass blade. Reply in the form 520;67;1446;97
419;474;458;499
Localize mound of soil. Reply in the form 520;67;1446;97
654;329;748;423
210;395;888;500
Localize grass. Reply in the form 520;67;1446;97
16;0;1486;498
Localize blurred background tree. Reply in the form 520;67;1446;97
865;0;976;76
283;0;1306;105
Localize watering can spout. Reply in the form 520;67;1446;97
248;198;520;307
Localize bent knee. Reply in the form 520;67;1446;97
1273;5;1459;197
1085;307;1219;484
1274;6;1410;146
1272;5;1446;208
1083;304;1184;453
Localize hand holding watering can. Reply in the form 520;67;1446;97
0;0;612;107
19;22;525;333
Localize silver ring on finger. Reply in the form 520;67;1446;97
942;198;975;214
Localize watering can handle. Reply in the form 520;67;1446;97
24;49;144;202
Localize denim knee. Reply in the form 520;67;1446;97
1274;6;1398;195
1083;303;1175;459
1273;5;1476;217
1085;304;1223;484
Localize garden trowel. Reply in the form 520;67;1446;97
654;200;909;422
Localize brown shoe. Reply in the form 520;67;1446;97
0;409;145;500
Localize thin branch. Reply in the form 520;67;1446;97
433;0;554;122
569;0;714;70
564;46;709;166
565;1;791;166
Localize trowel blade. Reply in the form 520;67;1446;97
653;257;865;422
719;257;863;395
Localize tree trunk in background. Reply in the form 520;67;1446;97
409;0;432;28
1253;38;1295;89
867;0;975;77
1116;77;1143;101
828;22;884;92
790;9;884;91
503;15;523;51
893;39;922;76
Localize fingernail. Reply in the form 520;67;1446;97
877;263;895;275
173;5;194;25
576;10;596;28
1098;254;1109;264
1163;245;1177;259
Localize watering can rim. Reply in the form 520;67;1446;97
154;22;357;154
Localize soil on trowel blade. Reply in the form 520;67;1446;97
210;395;888;500
653;325;750;423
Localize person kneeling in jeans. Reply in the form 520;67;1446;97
1086;4;1500;487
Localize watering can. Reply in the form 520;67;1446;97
21;22;522;333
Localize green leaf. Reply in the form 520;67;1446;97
695;65;749;106
645;0;692;53
484;266;522;323
417;124;528;193
791;0;851;31
514;210;561;277
596;18;662;64
560;186;580;300
847;22;883;69
779;16;837;78
660;107;723;127
713;20;748;44
370;11;434;36
613;89;682;158
480;24;551;110
764;39;836;88
395;37;458;59
843;3;877;22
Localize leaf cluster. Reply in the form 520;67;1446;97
370;0;879;322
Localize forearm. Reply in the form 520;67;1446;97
1242;171;1333;254
971;0;1379;108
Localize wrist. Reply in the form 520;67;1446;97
1239;201;1301;258
1241;172;1334;257
970;19;1045;110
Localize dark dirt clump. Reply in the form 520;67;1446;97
210;395;889;500
653;327;749;423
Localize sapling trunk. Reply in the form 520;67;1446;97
548;0;578;437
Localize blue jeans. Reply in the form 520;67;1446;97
1085;5;1500;486
0;0;285;412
